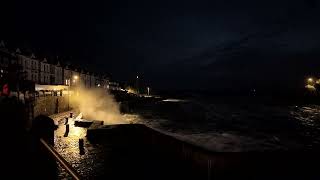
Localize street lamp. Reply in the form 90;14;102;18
73;75;79;97
73;75;78;84
67;75;78;110
136;75;139;94
67;79;71;110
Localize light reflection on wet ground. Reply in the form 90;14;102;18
52;111;139;179
52;112;106;179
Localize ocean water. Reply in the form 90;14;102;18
124;98;320;152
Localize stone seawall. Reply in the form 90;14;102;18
86;124;320;179
34;96;71;117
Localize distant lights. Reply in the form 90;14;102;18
305;84;316;91
305;77;318;91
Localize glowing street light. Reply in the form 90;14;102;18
66;75;79;110
72;75;79;84
136;75;139;94
308;78;313;83
67;78;71;110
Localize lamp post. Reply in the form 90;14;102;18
136;75;139;94
67;75;78;110
67;79;70;110
73;75;78;96
72;75;78;85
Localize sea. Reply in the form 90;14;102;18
123;95;320;152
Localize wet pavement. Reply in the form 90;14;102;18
51;111;107;179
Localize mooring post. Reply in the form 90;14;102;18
79;139;85;155
64;124;69;137
79;139;84;147
64;117;68;125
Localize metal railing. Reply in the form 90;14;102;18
40;138;81;180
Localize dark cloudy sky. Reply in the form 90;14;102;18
2;0;320;92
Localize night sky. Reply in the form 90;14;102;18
2;0;320;93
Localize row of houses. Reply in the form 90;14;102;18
0;40;120;90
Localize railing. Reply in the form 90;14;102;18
40;138;81;180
